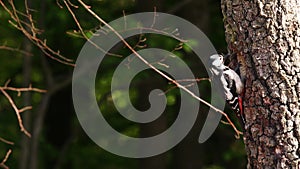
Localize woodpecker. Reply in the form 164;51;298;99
223;65;245;128
209;54;245;128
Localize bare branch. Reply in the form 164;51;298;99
0;0;75;66
0;88;31;137
76;0;242;138
175;77;211;82
150;7;157;28
56;0;63;8
0;86;47;95
161;78;210;96
63;0;122;58
66;0;78;8
0;137;14;145
0;80;46;137
19;106;32;113
0;149;12;169
0;45;33;56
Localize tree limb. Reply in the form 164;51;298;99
75;0;242;137
0;149;12;169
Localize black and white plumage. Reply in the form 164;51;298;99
210;54;245;128
223;66;245;127
222;66;244;102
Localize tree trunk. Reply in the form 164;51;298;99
19;34;32;169
19;0;33;168
137;77;168;169
221;0;300;168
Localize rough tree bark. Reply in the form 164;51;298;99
221;0;300;168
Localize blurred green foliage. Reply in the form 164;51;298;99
0;0;246;169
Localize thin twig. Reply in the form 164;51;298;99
0;0;75;66
150;7;157;28
0;45;33;56
1;79;46;96
56;0;63;8
0;137;14;145
160;82;196;95
63;0;122;58
0;80;46;137
0;86;47;94
0;149;12;169
175;78;211;82
76;0;242;138
0;88;31;137
19;106;32;113
161;77;210;96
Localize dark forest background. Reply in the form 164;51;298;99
0;0;246;168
